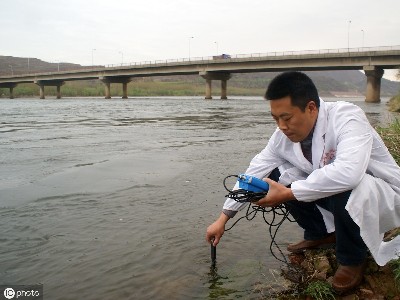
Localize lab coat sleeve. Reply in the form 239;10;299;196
222;130;286;212
291;116;373;201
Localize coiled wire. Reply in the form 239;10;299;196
223;175;294;264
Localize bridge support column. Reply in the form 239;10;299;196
0;84;17;99
122;82;128;99
35;80;65;99
103;81;111;99
100;77;131;99
39;85;45;99
221;79;228;100
363;66;384;103
0;83;18;99
200;71;231;100
205;79;212;99
9;86;15;99
56;85;62;99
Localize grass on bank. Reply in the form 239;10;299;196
358;110;400;296
387;94;400;112
391;259;400;290
376;117;400;165
304;281;335;300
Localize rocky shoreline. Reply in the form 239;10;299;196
257;228;400;299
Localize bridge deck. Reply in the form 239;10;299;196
1;46;399;85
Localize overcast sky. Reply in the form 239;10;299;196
1;0;399;80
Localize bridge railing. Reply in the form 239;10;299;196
2;45;400;78
103;45;400;68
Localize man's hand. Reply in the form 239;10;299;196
206;213;229;246
253;178;296;207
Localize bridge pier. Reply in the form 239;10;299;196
200;71;231;100
0;83;18;99
39;85;45;99
363;66;384;103
9;85;15;99
103;81;111;99
122;82;128;99
0;83;17;99
221;79;228;100
35;80;65;99
100;77;131;99
205;79;212;99
56;85;62;99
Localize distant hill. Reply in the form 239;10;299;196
225;71;399;97
1;55;399;97
0;56;91;75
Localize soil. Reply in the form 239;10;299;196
259;228;400;300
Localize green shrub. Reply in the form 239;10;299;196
304;281;336;300
390;257;400;290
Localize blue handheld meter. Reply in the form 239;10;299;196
237;174;269;193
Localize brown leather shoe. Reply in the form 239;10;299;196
287;233;336;253
332;261;367;293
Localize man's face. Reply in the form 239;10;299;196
270;96;318;143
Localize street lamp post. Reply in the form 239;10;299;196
92;48;96;67
119;51;124;65
347;20;351;52
214;41;219;55
361;29;365;48
188;36;194;60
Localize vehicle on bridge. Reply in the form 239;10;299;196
212;54;231;60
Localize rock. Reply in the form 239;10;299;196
359;288;375;298
314;255;331;274
269;246;400;299
359;288;373;295
314;271;327;280
288;252;305;265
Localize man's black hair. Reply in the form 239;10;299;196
265;71;320;111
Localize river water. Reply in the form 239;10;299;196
0;96;396;299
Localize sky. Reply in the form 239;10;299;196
1;0;399;80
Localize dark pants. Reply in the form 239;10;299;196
269;169;368;265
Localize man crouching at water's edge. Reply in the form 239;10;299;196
205;71;400;293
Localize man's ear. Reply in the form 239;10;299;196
307;101;318;112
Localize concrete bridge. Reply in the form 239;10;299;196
1;45;399;102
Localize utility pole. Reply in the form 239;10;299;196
188;36;194;60
92;48;96;67
119;51;124;65
361;29;365;48
347;20;351;52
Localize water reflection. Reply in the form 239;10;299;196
207;266;240;299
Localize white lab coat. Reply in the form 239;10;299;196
223;99;400;266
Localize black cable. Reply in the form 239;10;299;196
223;175;294;265
223;175;268;203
